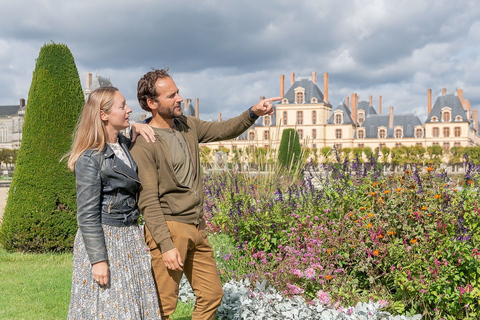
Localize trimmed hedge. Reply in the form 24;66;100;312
277;128;301;171
0;43;84;252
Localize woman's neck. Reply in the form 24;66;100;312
105;128;119;144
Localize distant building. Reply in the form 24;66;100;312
202;72;480;153
0;98;25;150
84;72;114;100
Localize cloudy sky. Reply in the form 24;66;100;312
1;0;479;122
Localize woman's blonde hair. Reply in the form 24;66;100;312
65;86;119;171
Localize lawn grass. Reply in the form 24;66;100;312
0;247;196;319
0;248;73;319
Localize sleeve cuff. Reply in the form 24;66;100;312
249;107;259;119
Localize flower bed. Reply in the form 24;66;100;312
203;160;480;319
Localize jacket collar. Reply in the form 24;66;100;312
103;136;140;182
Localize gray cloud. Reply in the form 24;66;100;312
1;0;479;122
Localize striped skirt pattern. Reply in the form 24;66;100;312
68;224;161;319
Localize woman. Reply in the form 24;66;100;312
66;87;160;319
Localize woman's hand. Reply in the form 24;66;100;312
92;261;110;286
131;123;155;143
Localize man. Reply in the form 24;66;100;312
130;68;280;320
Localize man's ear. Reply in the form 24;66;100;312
100;110;108;121
147;98;157;111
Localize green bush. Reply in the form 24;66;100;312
0;43;84;252
277;128;301;172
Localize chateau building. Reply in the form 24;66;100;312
200;72;480;153
0;99;25;150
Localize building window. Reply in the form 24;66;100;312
432;127;439;137
312;129;317;139
296;92;304;104
297;129;303;139
358;143;364;148
454;127;461;137
311;97;318;103
297;111;303;125
394;128;402;138
232;145;237;150
454;142;461;147
264;130;270;140
335;129;342;139
432;142;439;146
379;129;386;139
431;116;438;122
379;143;386;149
264;116;271;126
312;111;317;124
443;127;450;137
395;142;402;148
415;128;423;138
443;142;450;151
283;111;287;125
442;111;451;122
249;131;255;140
416;142;423;146
335;114;342;124
358;130;364;139
358;112;364;124
455;116;462;121
0;125;7;142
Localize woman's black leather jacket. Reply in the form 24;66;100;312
74;135;140;264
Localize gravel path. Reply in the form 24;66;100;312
0;187;9;225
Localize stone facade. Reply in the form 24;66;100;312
0;99;25;150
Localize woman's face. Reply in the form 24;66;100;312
103;91;132;131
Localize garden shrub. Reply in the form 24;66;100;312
0;43;83;252
277;128;301;172
204;159;480;319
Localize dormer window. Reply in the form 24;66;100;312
442;110;451;122
311;97;318;103
294;87;305;104
431;116;438;122
282;98;289;104
335;113;342;124
455;115;462;121
378;129;386;139
358;111;365;124
357;129;365;139
264;116;271;126
394;128;403;138
415;128;423;138
249;131;255;140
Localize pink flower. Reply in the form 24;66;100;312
304;268;316;280
286;283;304;295
290;269;303;277
316;290;331;306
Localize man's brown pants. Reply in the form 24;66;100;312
145;221;223;320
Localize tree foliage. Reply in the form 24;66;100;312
0;43;84;252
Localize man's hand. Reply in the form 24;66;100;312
251;97;282;117
162;248;184;271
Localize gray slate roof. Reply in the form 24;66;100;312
359;114;423;138
183;102;196;117
283;79;325;104
0;105;22;117
425;93;468;123
327;101;355;124
89;75;113;91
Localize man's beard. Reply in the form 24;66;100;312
157;105;183;119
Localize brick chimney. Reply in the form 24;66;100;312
312;71;317;85
218;113;222;122
369;95;372;106
323;73;329;104
379;96;382;114
86;72;92;89
280;75;285;98
20;98;25;108
473;109;479;133
184;98;191;111
389;106;394;128
195;98;199;118
290;73;295;87
442;88;446;95
427;89;432;116
346;97;349;109
456;89;464;107
351;93;357;123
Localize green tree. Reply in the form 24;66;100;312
0;43;84;252
277;129;301;172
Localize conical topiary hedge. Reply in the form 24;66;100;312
0;42;84;252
